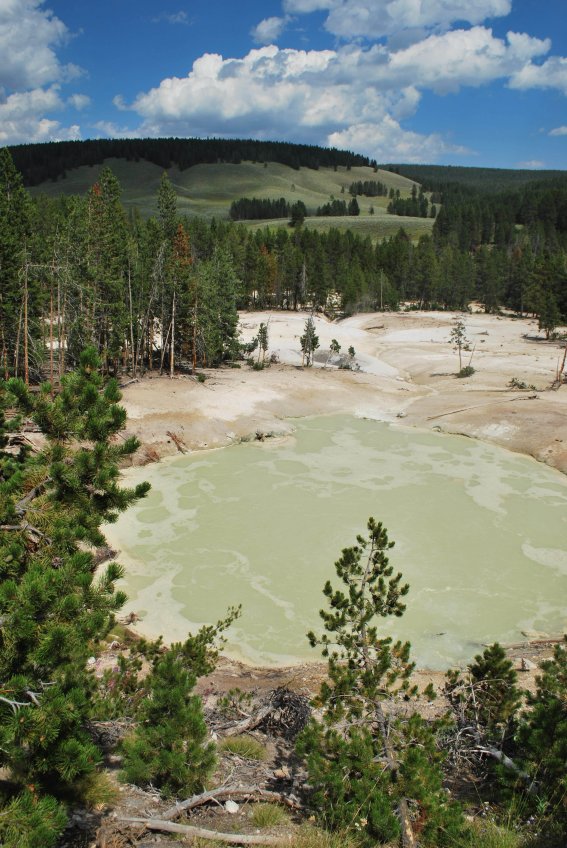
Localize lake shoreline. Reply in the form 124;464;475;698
105;309;567;680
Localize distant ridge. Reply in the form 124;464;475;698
7;137;374;187
383;163;567;194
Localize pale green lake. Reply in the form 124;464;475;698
105;415;567;669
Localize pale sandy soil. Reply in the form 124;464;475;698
119;309;567;475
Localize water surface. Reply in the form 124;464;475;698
105;416;567;669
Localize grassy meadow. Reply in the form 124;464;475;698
30;157;434;241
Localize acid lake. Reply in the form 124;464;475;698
104;415;567;669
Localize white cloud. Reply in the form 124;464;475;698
151;11;190;25
284;0;512;39
251;16;291;45
549;126;567;136
116;30;565;162
67;93;90;110
0;86;81;144
0;0;89;144
517;160;545;169
509;56;567;95
329;117;470;162
284;0;340;12
92;120;140;139
378;27;551;94
0;0;75;91
117;44;463;161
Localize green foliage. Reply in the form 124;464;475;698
290;200;307;227
300;316;319;366
217;687;253;719
298;518;463;846
219;735;267;761
251;803;289;827
538;291;561;339
0;349;148;842
450;318;471;373
458;365;476;378
120;607;239;797
446;643;521;748
515;637;567;833
0;790;68;848
120;647;216;797
256;321;269;365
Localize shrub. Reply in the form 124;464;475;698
218;735;267;761
458;365;475;378
251;803;289;827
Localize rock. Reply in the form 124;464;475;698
225;800;239;814
273;766;291;780
520;658;537;671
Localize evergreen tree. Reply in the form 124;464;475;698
120;648;216;798
0;348;149;846
300;315;319;366
449;318;470;373
257;321;269;365
0;148;34;378
86;168;130;373
516;637;567;837
538;291;561;339
289;200;307;227
445;643;521;748
297;518;463;846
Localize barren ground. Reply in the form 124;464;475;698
120;310;567;475
110;309;567;691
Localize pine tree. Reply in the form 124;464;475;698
297;518;463;847
516;637;567;836
120;649;216;798
300;315;319;366
0;149;34;378
0;348;149;846
446;643;521;748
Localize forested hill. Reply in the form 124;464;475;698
8;137;373;187
384;163;567;194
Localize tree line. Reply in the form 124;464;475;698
349;178;389;197
8;137;373;187
0;148;565;386
387;183;435;218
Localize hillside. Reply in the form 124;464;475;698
29;157;433;240
385;163;567;193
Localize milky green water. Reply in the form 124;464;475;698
105;416;567;669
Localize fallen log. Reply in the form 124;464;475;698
121;817;291;845
160;785;301;821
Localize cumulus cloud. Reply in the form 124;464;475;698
67;93;90;110
0;86;81;144
0;0;88;144
509;56;567;95
380;27;551;94
284;0;512;39
119;28;560;160
549;126;567;136
118;43;474;160
251;16;291;45
0;0;75;91
329;117;470;162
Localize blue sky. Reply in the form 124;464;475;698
1;0;565;168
